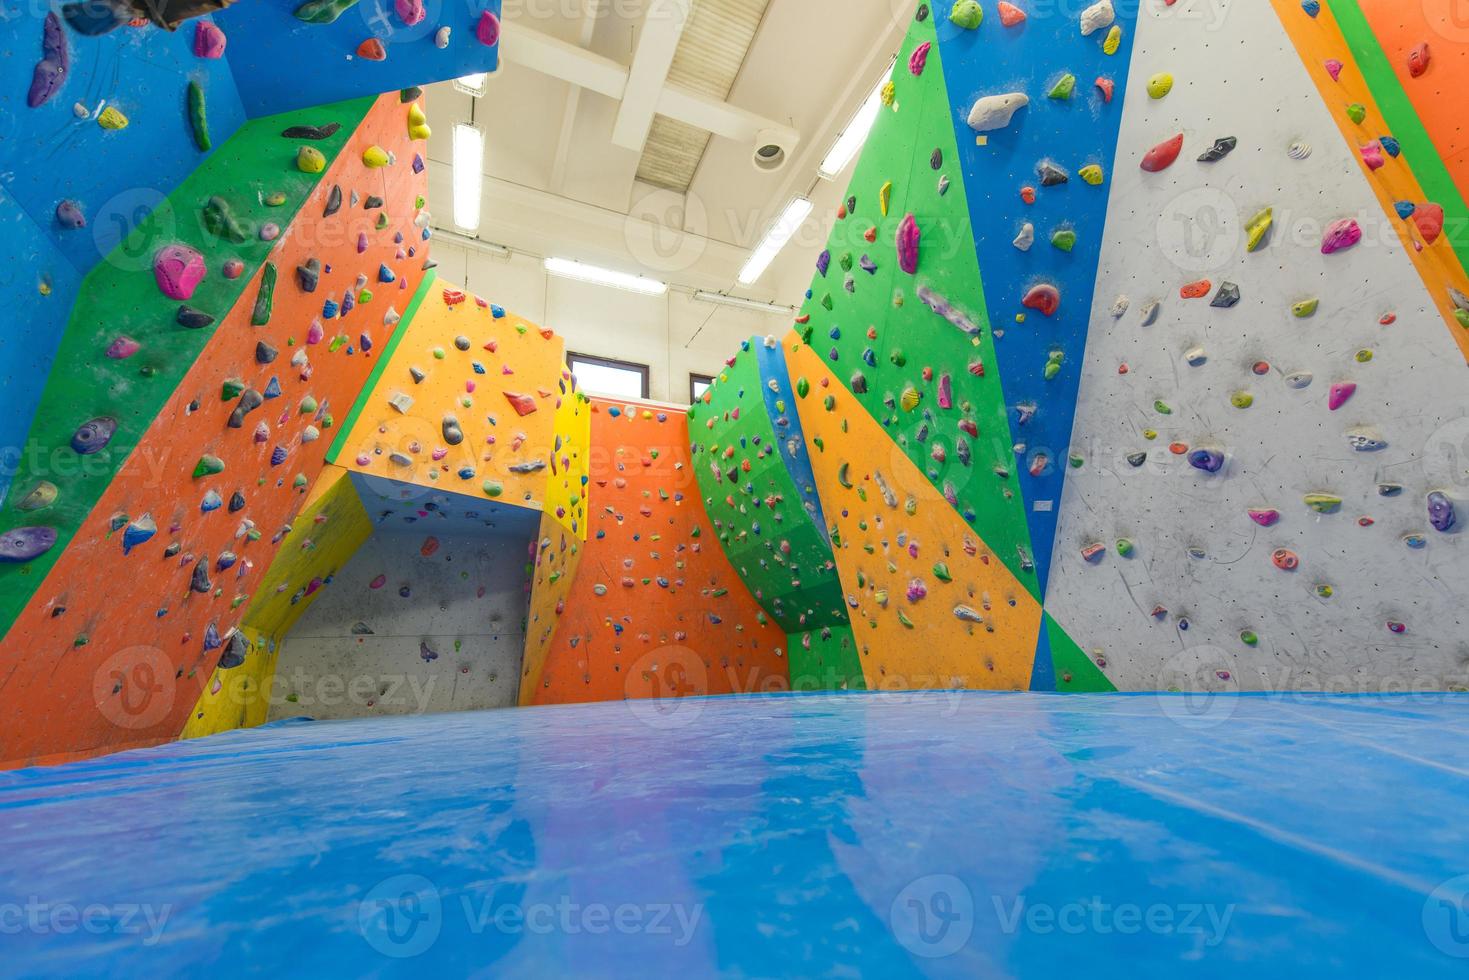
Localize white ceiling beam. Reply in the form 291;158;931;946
499;24;626;99
657;85;799;147
610;0;692;151
549;0;605;193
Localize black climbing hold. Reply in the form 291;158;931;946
324;184;342;217
217;631;248;669
1126;451;1147;467
1038;161;1070;186
228;490;246;512
177;305;214;329
1198;136;1237;162
916;3;929;21
1211;281;1241;308
364;195;384;209
256;341;279;364
931;148;943;170
400;87;423;102
296;258;321;293
190;557;212;593
281;123;340;140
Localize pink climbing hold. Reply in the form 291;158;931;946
1140;133;1184;172
153;244;206;300
369;574;387;589
1328;382;1357;411
105;337;140;359
1361;141;1385;170
1321;218;1361;254
306;318;325;345
476;10;500;46
896;213;920;275
1248;508;1281;527
395;0;426;26
1413;203;1444;245
193;21;226;59
909;41;931;76
1324;58;1343;81
1022;283;1060;317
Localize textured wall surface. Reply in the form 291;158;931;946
1044;1;1469;693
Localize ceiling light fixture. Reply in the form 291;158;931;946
544;257;668;296
817;57;896;180
737;197;813;286
453;73;489;98
692;291;798;316
431;227;511;257
452;123;485;232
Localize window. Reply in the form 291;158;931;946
568;352;650;400
689;374;714;405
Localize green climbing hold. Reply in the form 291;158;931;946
1051;228;1077;252
796;377;810;398
933;562;952;582
294;0;361;24
251;262;277;326
203;196;248;244
1346;103;1366;124
1304;493;1342;513
193;454;225;478
188;81;210;152
1048;73;1077;100
221;378;245;400
949;0;983;29
483;480;504;498
1116;538;1135;557
1240;630;1259;647
1154;400;1172;415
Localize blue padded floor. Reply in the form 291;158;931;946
2;691;1467;977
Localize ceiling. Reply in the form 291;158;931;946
424;0;909;308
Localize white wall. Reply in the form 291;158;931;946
268;528;533;722
428;240;793;404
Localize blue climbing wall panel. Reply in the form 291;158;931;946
1;692;1465;975
216;0;503;117
754;338;832;543
936;7;1138;597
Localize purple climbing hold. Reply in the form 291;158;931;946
27;14;68;109
1428;491;1456;533
816;250;831;277
897;213;920;275
71;416;117;455
55;199;85;229
1188;448;1225;473
270;445;289;466
0;526;57;563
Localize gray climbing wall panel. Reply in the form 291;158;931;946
1044;1;1469;693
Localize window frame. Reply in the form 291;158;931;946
689;373;715;405
566;351;651;400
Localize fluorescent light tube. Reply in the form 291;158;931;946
454;73;489;98
737;197;813;286
452;123;485;232
817;58;895;180
544;257;668;296
692;291;798;316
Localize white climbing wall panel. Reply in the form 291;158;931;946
268;528;531;721
1044;0;1469;693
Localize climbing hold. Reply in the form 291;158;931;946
71;416;117;456
949;0;983;29
1051;228;1077;252
194;20;226;58
1321;218;1362;254
442;415;464;446
1048;73;1077;100
880;181;893;216
282;123;340;140
0;527;57;563
1407;41;1431;78
296;258;321;292
1188;449;1225;473
1272;548;1300;571
1304;493;1342;514
997;1;1025;26
1249;508;1281;527
294;0;362;25
1287;141;1312;161
909;41;931;76
1284;371;1313;389
153;245;206;300
202;196;247;244
1102;25;1121;55
1180;279;1211;299
356;38;387;61
188;80;210;151
1095;77;1114;102
192;454;225;478
1245;208;1273;252
1292;298;1319;318
97;106;127;130
967;93;1029;132
252;262;278;326
476;10;501;45
363;145;390;168
1240;630;1259;647
1211;282;1241;308
27;13;68;109
1231;391;1254;409
407;103;431;141
1139;300;1160;326
1078;164;1103;186
1022;283;1060;317
1141;133;1184;172
1413;204;1444;245
1346;103;1366;125
1146;73;1173;99
1345;427;1387;452
1327;382;1356;411
1428;491;1457;532
1079;0;1114;36
1198;136;1237;162
297;146;326;173
504;391;538;416
1081;543;1106;563
1038;161;1069;186
896;214;920;275
122;514;155;555
55;200;85;229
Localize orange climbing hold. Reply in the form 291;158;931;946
997;1;1026;27
1180;279;1212;299
1020;186;1037;204
357;38;387;61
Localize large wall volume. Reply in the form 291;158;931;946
1043;0;1469;692
527;399;792;704
0;92;433;768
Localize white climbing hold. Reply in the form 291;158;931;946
1080;0;1115;36
967;92;1030;132
1111;296;1129;318
1288;140;1312;160
1140;300;1161;326
1013;223;1035;251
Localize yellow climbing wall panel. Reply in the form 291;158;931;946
521;510;586;704
338;283;571;512
787;338;1043;691
541;370;591;540
178;465;371;739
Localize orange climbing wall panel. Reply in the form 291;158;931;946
0;93;428;769
786;339;1043;691
1272;0;1469;361
1353;1;1469;195
527;400;790;705
337;288;574;516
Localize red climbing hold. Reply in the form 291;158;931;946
357;38;387;61
443;288;466;306
1179;279;1211;299
1413;203;1444;245
1021;283;1060;317
1095;76;1114;103
997;1;1026;27
1020;186;1036;205
504;391;538;416
1141;133;1184;172
1407;41;1431;78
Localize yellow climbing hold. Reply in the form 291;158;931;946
1143;428;1158;440
900;384;920;412
881;80;896;106
1231;391;1254;409
1146;73;1173;99
362;145;390;168
1245;207;1273;252
1292;298;1319;318
1079;164;1104;186
296;146;326;173
407;103;431;141
1103;24;1122;55
880;181;893;217
98;106;128;130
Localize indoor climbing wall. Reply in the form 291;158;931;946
529;399;792;705
267;486;537;722
181;465;372;739
334;280;586;520
0;91;433;768
689;339;861;688
1043;0;1469;692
